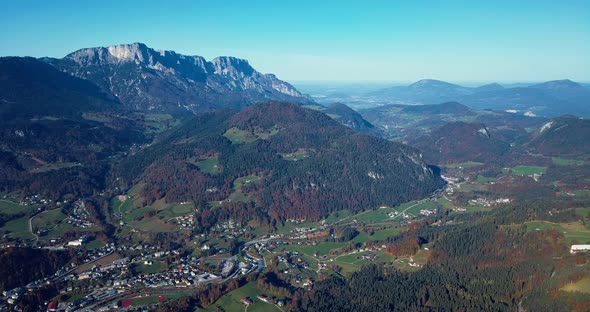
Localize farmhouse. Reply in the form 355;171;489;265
570;244;590;254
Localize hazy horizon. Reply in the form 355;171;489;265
1;0;588;82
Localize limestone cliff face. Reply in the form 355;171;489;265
44;43;313;113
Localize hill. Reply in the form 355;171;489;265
399;101;474;115
0;57;148;200
369;79;473;105
413;121;511;164
527;115;590;156
0;57;117;119
44;43;314;114
113;102;444;223
322;103;379;134
369;79;590;117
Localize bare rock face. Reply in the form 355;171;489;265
44;43;313;114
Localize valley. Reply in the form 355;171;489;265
0;42;589;311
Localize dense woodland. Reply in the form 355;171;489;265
0;248;71;293
113;103;444;222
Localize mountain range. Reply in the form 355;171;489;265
42;42;314;114
369;79;590;117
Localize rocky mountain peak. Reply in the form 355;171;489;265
46;43;313;112
211;56;255;78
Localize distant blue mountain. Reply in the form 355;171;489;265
369;79;590;117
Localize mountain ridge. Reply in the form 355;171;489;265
43;42;314;114
369;79;590;117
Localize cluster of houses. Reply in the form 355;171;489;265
419;209;437;216
1;288;24;305
468;197;511;207
66;201;94;229
241;295;286;308
388;210;412;219
17;194;54;207
170;215;194;230
212;219;247;237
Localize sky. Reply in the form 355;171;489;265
1;0;589;83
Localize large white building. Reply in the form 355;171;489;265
570;244;590;254
67;235;88;247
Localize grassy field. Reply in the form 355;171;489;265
524;221;590;244
392;249;430;272
110;196;134;214
280;149;310;161
575;207;590;218
510;165;547;176
224;127;258;144
195;157;221;174
476;175;497;183
202;282;281;312
0;200;36;215
158;203;194;219
395;201;437;216
333;200;435;224
75;253;121;273
367;227;405;241
561;278;590;294
441;162;484;169
33;208;99;239
29;162;80;173
133;261;167;275
211;176;260;207
0;216;34;240
85;239;106;250
280;242;347;257
334;250;394;273
552;157;587;166
32;209;67;231
223;126;280;144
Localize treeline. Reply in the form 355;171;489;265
0;247;71;292
293;264;521;312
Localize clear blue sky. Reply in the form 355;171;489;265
1;0;589;82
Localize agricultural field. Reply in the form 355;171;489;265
223;126;280;144
210;175;260;207
74;253;122;274
29;162;80;173
223;127;259;144
441;162;484;169
365;227;405;242
0;216;34;240
561;278;590;294
552;157;587;166
333;250;394;274
0;199;37;215
523;221;590;244
280;149;310;161
200;282;282;312
575;207;590;219
132;261;167;275
110;196;133;215
85;239;106;250
33;208;99;240
158;203;194;219
510;165;547;176
392;249;431;272
194;157;221;174
476;175;497;183
279;242;347;257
